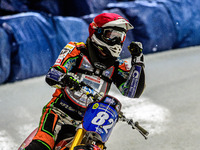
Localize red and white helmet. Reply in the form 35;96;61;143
89;13;134;58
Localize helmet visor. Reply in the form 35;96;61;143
102;28;126;44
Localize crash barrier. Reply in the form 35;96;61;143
0;13;89;83
0;13;58;83
157;0;200;48
0;0;200;84
0;27;11;84
0;0;117;17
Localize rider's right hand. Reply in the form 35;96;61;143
59;74;81;90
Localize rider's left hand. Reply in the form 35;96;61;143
128;41;143;57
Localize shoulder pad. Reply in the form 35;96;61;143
64;42;76;51
76;42;86;50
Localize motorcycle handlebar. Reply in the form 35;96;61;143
134;121;149;139
119;114;149;140
64;76;103;101
66;74;149;139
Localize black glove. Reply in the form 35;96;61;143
128;41;143;57
59;74;81;90
128;42;144;66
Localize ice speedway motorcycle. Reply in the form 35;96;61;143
18;77;149;150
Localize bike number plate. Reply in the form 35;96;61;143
82;102;118;142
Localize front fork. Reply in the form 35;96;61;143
69;128;86;150
69;128;104;150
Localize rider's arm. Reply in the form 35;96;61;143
45;42;81;88
113;42;145;98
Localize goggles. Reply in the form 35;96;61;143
102;28;126;44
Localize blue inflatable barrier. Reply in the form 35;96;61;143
53;16;89;49
0;27;11;84
0;13;58;82
0;0;117;17
0;13;90;83
156;0;200;48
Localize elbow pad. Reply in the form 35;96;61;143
46;67;65;87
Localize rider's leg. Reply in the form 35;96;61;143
25;107;59;150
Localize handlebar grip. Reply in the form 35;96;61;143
135;122;149;136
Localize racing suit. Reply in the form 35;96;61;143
25;41;145;150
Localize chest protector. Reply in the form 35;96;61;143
63;55;115;111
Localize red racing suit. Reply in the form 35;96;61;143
25;41;145;150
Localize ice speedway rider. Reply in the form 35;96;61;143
24;13;145;150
